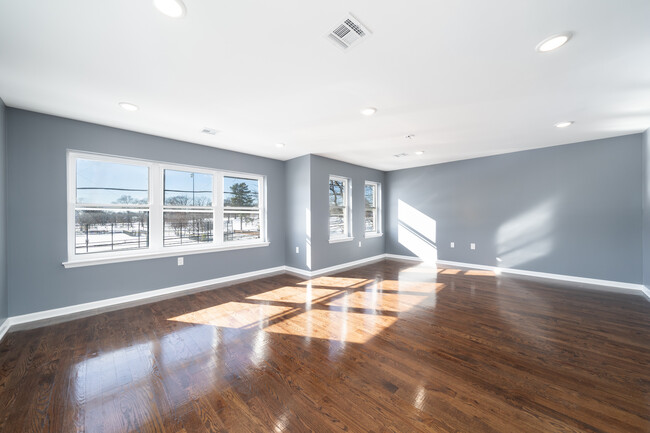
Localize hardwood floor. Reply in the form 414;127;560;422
0;259;649;432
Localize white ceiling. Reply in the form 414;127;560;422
1;0;649;171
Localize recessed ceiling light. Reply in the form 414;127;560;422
275;143;286;148
360;107;377;116
415;151;424;155
153;0;186;18
536;32;572;52
554;121;574;128
405;134;416;140
118;102;139;112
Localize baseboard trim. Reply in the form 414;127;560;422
0;319;11;345
2;254;647;343
384;254;647;297
383;253;423;262
285;254;386;278
4;265;286;333
0;255;389;340
642;286;650;301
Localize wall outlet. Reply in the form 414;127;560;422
470;243;476;250
450;242;455;248
177;257;184;266
296;246;299;254
358;241;362;247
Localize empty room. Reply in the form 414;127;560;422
0;0;649;432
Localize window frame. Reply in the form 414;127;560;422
65;151;268;268
364;181;382;238
328;175;353;243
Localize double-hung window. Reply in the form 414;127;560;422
223;175;262;242
163;169;214;246
73;157;150;255
364;181;381;236
329;175;351;241
66;151;267;266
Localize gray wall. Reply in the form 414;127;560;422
309;155;385;270
6;109;286;316
284;155;311;270
0;99;6;325
386;134;644;284
643;129;650;288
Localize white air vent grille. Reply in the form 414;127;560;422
327;14;371;51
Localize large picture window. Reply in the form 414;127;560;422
364;181;381;236
66;152;267;266
329;175;351;241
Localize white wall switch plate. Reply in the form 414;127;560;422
296;246;299;254
450;242;455;248
177;257;184;266
470;243;476;250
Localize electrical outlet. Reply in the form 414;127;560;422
296;246;299;254
177;257;184;266
358;241;362;247
470;243;476;250
450;242;455;248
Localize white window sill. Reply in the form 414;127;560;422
329;237;354;244
63;241;270;268
364;232;383;238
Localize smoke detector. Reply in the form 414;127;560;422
327;14;372;51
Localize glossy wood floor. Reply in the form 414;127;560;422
1;260;649;432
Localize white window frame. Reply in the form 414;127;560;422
328;175;353;243
65;151;268;268
364;181;382;238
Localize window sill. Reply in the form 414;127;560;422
328;237;354;244
62;241;270;268
364;232;383;238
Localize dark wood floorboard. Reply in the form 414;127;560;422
0;259;649;432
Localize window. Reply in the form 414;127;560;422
329;176;351;241
223;176;261;242
67;152;267;266
364;181;381;236
163;170;214;247
74;158;150;254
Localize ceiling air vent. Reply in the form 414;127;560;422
327;14;372;51
201;127;217;135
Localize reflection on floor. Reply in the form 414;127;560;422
0;259;648;432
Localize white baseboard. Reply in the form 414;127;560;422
642;286;650;301
383;253;423;262
0;318;11;345
285;254;386;278
385;254;648;297
4;265;286;333
1;254;648;344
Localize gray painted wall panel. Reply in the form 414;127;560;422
284;155;311;270
309;155;385;270
643;129;650;288
0;98;7;324
386;135;643;284
6;109;286;315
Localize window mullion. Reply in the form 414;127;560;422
150;164;163;250
215;172;224;246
